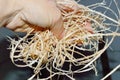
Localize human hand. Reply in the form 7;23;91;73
0;0;64;39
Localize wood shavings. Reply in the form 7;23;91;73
8;0;120;80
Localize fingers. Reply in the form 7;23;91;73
84;20;94;33
3;0;65;39
50;16;65;39
6;13;26;32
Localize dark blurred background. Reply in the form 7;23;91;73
0;0;120;80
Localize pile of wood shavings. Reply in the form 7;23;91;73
8;0;120;80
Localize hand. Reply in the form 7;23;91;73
0;0;64;39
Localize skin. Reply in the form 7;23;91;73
0;0;64;39
57;0;93;33
0;0;93;40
